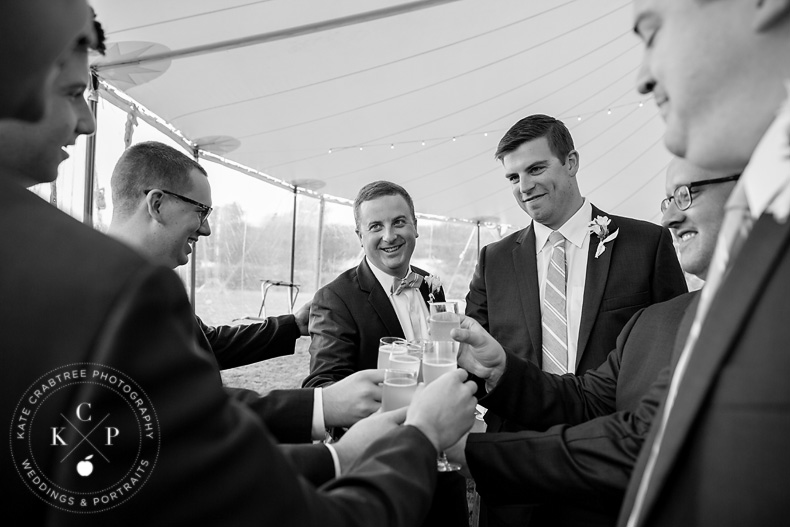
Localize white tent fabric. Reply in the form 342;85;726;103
90;0;668;229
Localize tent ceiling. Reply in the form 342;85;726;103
91;0;667;228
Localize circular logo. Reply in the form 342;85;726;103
9;363;160;513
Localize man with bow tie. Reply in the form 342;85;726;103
303;180;444;387
303;180;467;527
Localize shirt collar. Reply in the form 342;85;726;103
739;81;790;221
366;256;413;294
533;199;591;253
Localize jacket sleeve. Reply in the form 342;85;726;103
467;364;670;505
199;314;300;370
49;266;438;527
465;244;490;330
302;285;360;388
479;308;646;428
225;386;314;443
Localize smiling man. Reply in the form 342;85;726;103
447;157;735;527
465;114;687;527
304;180;445;387
303;180;469;527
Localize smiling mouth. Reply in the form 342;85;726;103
679;232;696;242
381;244;402;254
524;194;545;203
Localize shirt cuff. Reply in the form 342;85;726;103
311;387;327;441
324;443;342;478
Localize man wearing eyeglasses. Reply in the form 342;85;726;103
447;157;736;527
108;141;389;482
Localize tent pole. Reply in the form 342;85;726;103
290;187;298;310
82;73;99;226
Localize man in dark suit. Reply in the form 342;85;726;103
303;180;446;388
450;157;737;527
465;113;686;526
1;9;479;524
614;1;790;525
466;115;686;411
302;180;468;527
107;142;384;462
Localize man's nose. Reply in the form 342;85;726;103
636;59;656;95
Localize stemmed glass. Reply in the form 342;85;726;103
425;301;462;472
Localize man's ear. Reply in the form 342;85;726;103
355;229;362;246
754;0;790;32
566;150;580;177
414;218;419;238
145;189;166;223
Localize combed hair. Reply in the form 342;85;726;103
495;114;575;164
111;141;207;217
353;180;416;231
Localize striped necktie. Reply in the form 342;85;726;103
542;231;568;375
626;182;753;527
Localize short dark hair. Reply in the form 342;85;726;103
111;141;207;217
495;114;575;164
353;180;416;232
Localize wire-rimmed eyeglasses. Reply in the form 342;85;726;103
660;174;740;214
144;189;212;226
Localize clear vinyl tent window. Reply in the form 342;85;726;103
35;89;508;326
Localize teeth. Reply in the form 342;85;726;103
681;232;696;241
381;246;399;253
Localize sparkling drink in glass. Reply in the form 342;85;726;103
421;337;462;472
377;337;407;370
381;369;418;412
428;302;460;341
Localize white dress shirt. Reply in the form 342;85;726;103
532;199;592;372
366;257;430;341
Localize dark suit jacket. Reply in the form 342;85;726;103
1;178;439;526
466;292;697;527
195;315;315;443
466;204;687;434
303;259;444;388
195;279;333;484
301;258;468;527
618;213;790;527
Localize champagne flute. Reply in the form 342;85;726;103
425;302;462;472
377;337;407;370
381;365;418;412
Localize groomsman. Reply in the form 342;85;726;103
303;180;446;388
465;114;687;526
615;0;790;525
451;157;737;527
302;180;467;527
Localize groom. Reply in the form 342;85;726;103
303;180;445;388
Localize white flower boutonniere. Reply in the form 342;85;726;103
424;274;443;302
588;215;619;259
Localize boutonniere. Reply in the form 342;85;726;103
587;216;619;259
424;275;443;302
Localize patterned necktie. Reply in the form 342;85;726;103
542;231;568;375
626;182;753;527
392;271;423;295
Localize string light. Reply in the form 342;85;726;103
322;100;651;155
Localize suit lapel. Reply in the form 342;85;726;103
513;225;542;357
356;259;404;337
577;205;615;369
638;214;790;520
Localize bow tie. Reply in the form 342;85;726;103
392;272;423;295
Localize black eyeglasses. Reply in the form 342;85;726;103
660;174;740;213
144;189;212;226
